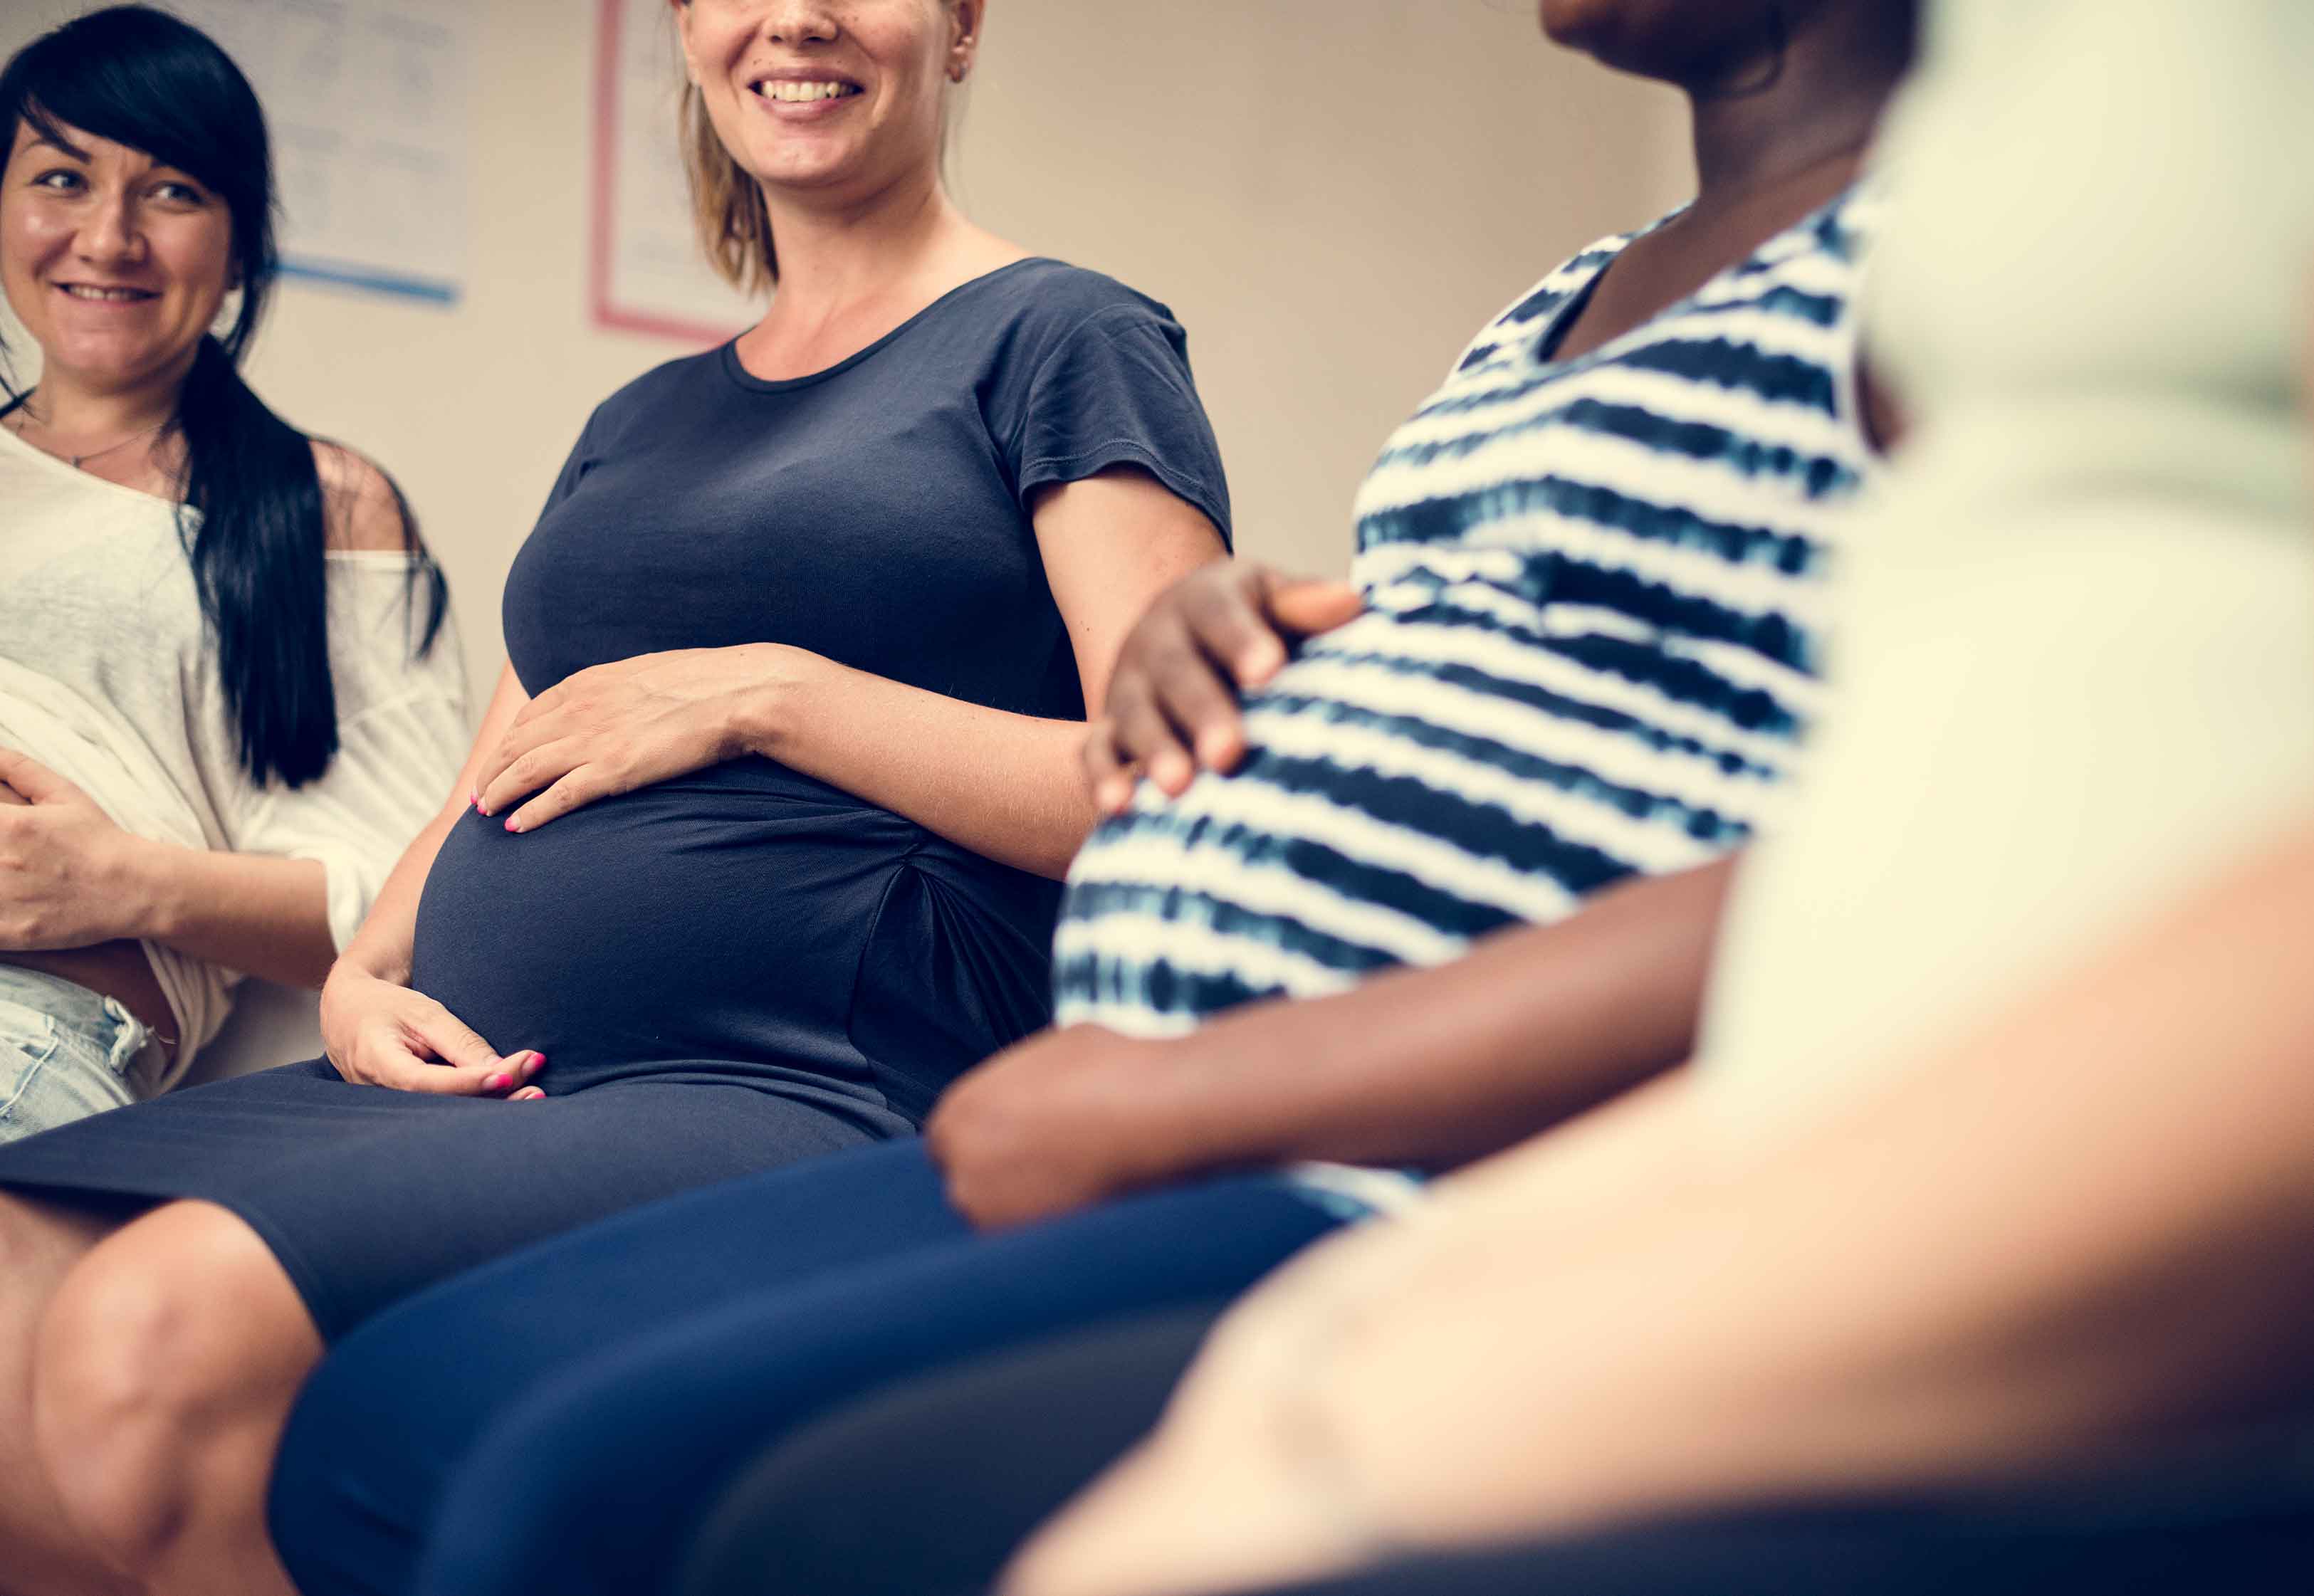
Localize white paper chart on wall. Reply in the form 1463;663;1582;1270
169;0;474;305
592;0;762;342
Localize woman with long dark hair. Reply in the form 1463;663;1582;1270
0;3;460;1143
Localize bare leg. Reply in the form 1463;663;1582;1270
0;1191;138;1596
31;1200;319;1596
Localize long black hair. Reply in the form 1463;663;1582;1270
0;4;446;788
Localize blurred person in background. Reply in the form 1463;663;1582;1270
0;3;461;1145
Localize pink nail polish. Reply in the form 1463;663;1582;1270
484;1072;511;1092
503;817;520;833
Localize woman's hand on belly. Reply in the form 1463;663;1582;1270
473;645;808;834
318;963;547;1098
1085;562;1362;817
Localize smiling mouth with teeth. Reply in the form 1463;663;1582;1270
58;284;157;303
754;80;862;103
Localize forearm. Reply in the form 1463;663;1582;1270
1113;856;1733;1177
748;651;1097;879
1326;806;2314;1546
109;839;333;988
331;798;465;987
342;661;529;989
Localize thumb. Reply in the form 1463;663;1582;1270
0;748;82;804
1266;578;1363;639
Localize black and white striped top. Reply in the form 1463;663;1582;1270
1055;190;1879;1036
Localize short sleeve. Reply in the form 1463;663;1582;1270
538;404;605;520
1009;306;1232;547
233;557;472;950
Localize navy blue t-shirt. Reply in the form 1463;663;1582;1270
403;258;1231;1118
504;258;1232;720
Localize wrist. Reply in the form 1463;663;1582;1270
1094;1031;1249;1189
333;943;408;989
108;833;187;943
730;643;826;760
1148;1000;1326;1170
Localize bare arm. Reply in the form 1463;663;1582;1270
315;665;549;1096
477;467;1226;881
333;664;528;988
930;855;1732;1225
742;658;1104;881
1007;803;2314;1596
766;468;1223;876
115;849;333;989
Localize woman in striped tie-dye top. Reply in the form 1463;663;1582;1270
263;7;1919;1596
938;14;1912;1220
1054;194;1878;1029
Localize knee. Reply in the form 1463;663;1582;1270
30;1207;309;1574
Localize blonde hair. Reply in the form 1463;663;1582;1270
676;1;966;297
681;80;778;295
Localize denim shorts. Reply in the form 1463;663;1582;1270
0;964;161;1143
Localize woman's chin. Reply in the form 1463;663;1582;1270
743;143;882;199
35;336;188;394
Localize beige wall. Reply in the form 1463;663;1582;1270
6;0;1687;705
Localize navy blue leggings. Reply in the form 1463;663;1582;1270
266;1138;1344;1596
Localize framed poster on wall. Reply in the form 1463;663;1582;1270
591;0;761;342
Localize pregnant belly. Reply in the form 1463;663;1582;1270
409;760;1062;1108
412;760;922;1091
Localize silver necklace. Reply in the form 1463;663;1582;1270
6;397;172;470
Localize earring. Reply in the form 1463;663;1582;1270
949;61;968;82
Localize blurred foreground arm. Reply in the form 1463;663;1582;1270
1007;801;2314;1596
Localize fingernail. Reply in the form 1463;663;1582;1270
1154;753;1191;790
503;817;521;834
483;1072;511;1092
523;1051;545;1075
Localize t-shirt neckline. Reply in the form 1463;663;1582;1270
718;256;1057;395
1528;187;1854;377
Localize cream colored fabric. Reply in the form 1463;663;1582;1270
0;423;468;1086
1696;0;2314;1147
